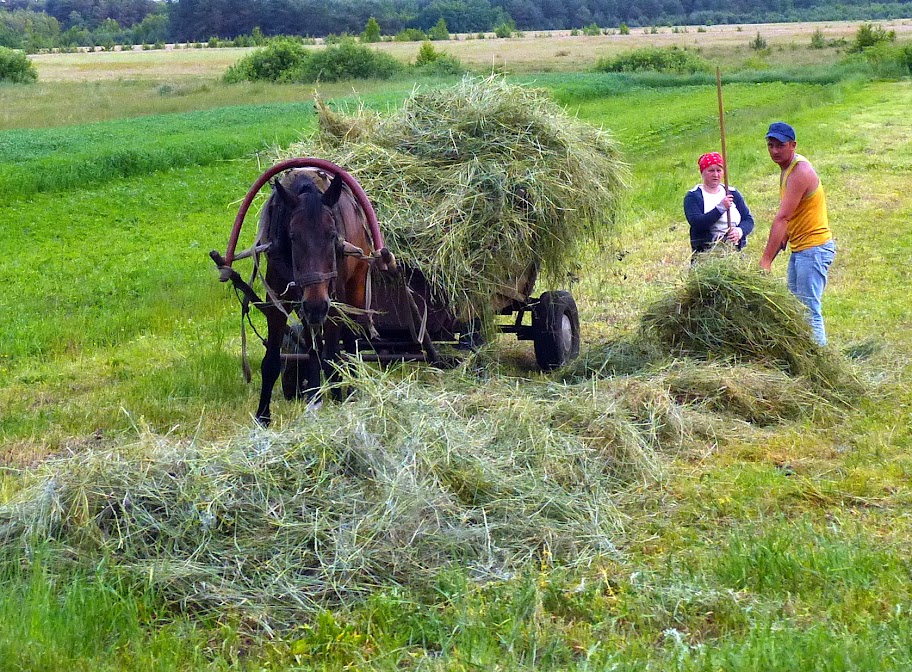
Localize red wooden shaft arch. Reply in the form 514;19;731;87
223;158;385;266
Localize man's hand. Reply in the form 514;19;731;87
759;258;772;273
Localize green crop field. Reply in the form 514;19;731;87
1;26;911;670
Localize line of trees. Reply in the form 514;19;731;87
2;0;911;50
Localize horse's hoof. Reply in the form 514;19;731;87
255;414;272;427
306;398;323;413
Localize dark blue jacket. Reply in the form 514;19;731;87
684;186;754;253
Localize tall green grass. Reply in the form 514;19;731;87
0;103;317;198
0;555;234;671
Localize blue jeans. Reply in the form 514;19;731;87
787;239;835;346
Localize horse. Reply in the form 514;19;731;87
214;168;375;426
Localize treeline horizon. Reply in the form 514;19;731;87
2;0;911;49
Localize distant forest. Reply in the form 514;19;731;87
2;0;911;47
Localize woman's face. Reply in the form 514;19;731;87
701;164;724;189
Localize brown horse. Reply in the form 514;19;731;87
214;168;374;426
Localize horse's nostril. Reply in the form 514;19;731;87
303;299;330;326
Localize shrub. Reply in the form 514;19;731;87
427;18;449;41
850;23;895;53
749;31;768;50
323;33;354;45
223;39;307;83
493;22;513;38
619;23;630;35
582;23;601;37
810;28;826;49
288;42;403;83
901;44;912;73
595;46;711;74
0;46;38;83
847;41;912;78
361;17;381;43
413;40;466;75
394;28;427;42
414;40;439;67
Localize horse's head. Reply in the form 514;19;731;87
271;173;345;326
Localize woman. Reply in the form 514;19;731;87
684;152;754;259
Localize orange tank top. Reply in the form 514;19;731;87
781;154;831;252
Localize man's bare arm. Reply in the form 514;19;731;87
760;162;818;271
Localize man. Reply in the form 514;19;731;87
760;121;836;346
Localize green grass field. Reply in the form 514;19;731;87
1;29;912;670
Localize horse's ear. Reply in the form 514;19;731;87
322;175;344;208
273;179;298;209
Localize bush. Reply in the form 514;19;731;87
223;39;308;83
619;23;630;35
749;31;768;50
582;23;601;37
0;46;38;83
850;23;895;53
595;46;711;74
493;22;513;38
288;42;403;83
361;17;381;43
810;28;826;49
394;28;426;42
901;44;912;74
427;18;449;41
413;40;466;75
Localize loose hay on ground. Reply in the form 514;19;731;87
640;257;862;400
1;366;682;630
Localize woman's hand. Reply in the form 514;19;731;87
718;194;733;210
725;226;743;244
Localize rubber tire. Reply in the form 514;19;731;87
532;290;581;371
281;323;310;400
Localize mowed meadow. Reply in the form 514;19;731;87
1;23;912;670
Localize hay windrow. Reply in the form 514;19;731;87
282;76;628;323
0;368;682;629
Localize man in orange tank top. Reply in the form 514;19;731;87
759;122;836;346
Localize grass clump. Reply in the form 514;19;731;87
0;367;678;629
283;76;628;325
640;257;861;398
594;46;711;74
0;46;38;83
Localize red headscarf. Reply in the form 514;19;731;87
698;152;724;173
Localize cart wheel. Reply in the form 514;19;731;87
281;323;312;400
532;291;581;371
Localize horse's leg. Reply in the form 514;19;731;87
302;330;323;406
255;310;287;426
320;322;345;402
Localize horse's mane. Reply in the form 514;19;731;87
263;172;326;257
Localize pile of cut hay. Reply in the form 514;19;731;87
280;76;628;324
640;258;861;398
1;366;684;630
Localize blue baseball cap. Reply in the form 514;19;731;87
766;121;796;143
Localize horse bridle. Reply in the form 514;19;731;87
281;203;343;296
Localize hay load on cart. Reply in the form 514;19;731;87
279;76;628;369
